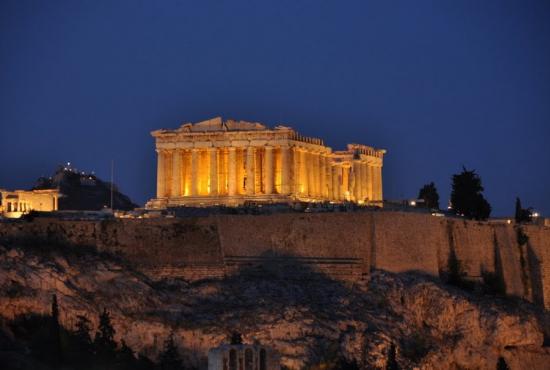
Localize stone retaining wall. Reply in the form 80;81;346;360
0;212;548;309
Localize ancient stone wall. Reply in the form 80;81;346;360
0;212;548;309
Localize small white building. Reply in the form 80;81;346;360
0;189;60;218
208;343;279;370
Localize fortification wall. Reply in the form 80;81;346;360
0;218;224;280
0;212;548;309
524;226;550;309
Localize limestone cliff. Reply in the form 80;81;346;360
0;243;548;370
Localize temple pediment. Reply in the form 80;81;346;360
176;117;268;132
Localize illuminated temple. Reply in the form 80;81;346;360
146;117;385;208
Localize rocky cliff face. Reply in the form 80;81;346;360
0;242;548;369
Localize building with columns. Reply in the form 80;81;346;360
146;117;385;208
0;189;60;218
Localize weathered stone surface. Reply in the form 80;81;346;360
0;244;548;369
0;212;548;310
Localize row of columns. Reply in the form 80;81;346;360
156;146;382;202
292;147;382;202
3;196;59;213
157;146;293;198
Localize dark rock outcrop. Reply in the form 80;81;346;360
33;165;137;211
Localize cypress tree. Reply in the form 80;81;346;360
450;167;491;220
94;308;117;362
50;294;62;365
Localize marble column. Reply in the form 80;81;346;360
190;149;199;196
156;149;166;198
352;161;360;202
375;165;383;201
361;161;368;201
293;147;301;195
332;165;340;201
264;146;274;195
366;163;373;201
209;148;218;196
314;152;321;197
319;154;326;198
246;146;255;195
300;149;308;196
228;147;237;196
281;146;291;195
326;158;333;200
171;149;182;197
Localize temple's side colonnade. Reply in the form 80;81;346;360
146;117;385;208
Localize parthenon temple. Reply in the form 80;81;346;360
146;117;385;208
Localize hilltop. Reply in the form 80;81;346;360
33;164;138;211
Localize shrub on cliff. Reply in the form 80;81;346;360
305;342;359;370
400;333;431;364
450;167;491;220
386;343;400;370
158;332;183;370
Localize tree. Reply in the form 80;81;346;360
73;314;93;360
74;315;93;350
450;167;491;220
230;331;243;345
49;294;62;365
94;308;117;361
158;332;182;370
514;197;532;223
496;356;510;370
116;339;138;370
417;182;440;209
386;343;400;370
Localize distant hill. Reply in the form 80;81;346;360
33;164;138;211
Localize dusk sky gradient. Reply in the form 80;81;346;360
1;0;549;216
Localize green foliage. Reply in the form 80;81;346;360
305;342;359;370
230;331;243;345
417;182;440;209
516;227;529;246
496;356;510;370
49;294;62;365
5;307;158;370
94;308;117;362
158;333;183;370
386;343;400;370
450;167;491;220
515;198;533;224
514;198;533;224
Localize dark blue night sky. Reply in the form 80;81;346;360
1;0;549;216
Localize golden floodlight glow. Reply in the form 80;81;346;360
146;117;385;208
